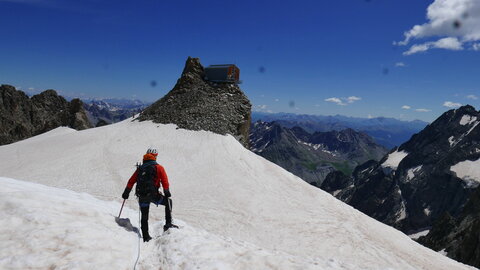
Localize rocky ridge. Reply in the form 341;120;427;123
0;84;92;145
250;121;388;187
138;57;251;147
322;105;480;233
418;186;480;268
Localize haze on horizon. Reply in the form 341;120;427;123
1;0;479;122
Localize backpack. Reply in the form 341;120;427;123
135;161;158;199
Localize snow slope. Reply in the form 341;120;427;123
451;158;480;187
0;119;473;270
381;150;409;170
0;177;137;270
1;177;339;270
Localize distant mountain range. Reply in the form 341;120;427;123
252;112;428;149
83;99;151;127
82;98;149;110
320;105;480;268
250;121;388;187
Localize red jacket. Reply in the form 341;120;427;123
126;163;169;191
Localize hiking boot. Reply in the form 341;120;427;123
143;234;152;242
163;223;179;232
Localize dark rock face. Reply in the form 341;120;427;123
0;85;92;145
250;121;388;186
95;119;109;127
320;104;480;263
138;57;252;147
320;170;353;197
418;187;480;268
322;105;480;234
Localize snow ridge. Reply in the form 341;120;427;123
0;120;474;270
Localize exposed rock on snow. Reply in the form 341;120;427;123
138;57;252;148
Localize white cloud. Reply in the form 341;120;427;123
325;97;346;106
347;96;361;103
436;37;464;50
403;37;463;55
443;101;462;108
395;62;406;67
367;114;374;119
325;96;361;106
415;108;432;112
403;44;430;55
396;0;480;54
402;105;411;110
274;99;279;102
467;94;478;100
253;104;268;111
28;87;35;90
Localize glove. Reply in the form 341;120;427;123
164;188;171;198
122;187;131;199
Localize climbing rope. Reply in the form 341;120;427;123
133;201;141;270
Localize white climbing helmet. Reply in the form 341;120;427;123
146;148;158;155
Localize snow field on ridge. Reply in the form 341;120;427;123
0;177;345;270
0;119;474;270
0;177;137;270
381;150;408;170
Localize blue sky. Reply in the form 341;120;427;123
1;0;479;122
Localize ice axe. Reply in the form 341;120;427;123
118;199;126;218
115;199;135;231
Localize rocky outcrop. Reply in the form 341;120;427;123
418;187;480;268
0;85;92;145
138;57;251;147
249;121;388;186
321;105;480;234
322;106;480;234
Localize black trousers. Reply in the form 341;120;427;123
139;194;172;237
